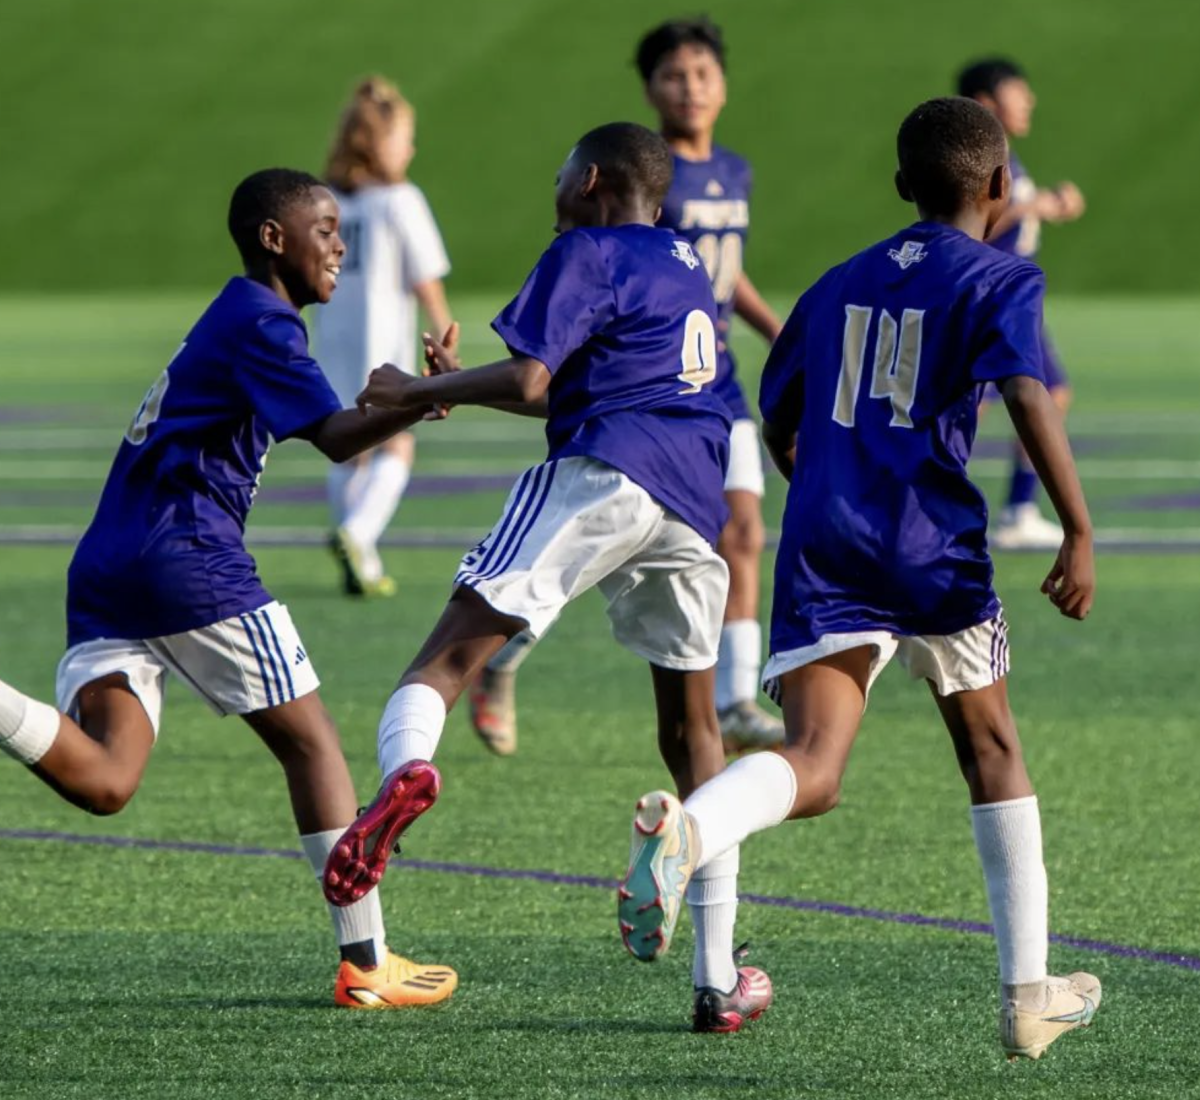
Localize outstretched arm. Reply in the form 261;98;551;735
360;344;551;420
303;405;428;464
1000;374;1095;619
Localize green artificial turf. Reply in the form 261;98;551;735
1;291;1199;1097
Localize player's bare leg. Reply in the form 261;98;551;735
621;647;871;967
621;665;772;1030
470;629;538;756
16;673;156;816
246;691;456;1005
242;693;360;833
325;587;522;905
934;679;1100;1059
715;490;783;752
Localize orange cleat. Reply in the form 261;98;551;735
334;950;458;1008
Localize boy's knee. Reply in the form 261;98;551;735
85;776;139;816
793;770;842;818
722;512;765;559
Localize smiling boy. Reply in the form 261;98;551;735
0;168;455;1009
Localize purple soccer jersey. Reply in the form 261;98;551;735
492;225;731;545
67;277;342;645
760;221;1047;652
658;147;753;420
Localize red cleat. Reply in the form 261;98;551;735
323;761;441;907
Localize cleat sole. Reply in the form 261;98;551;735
323;761;441;907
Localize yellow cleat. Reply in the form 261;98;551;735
334;949;458;1008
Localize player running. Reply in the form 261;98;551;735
316;76;453;596
471;18;785;756
0;169;456;1009
324;122;771;1033
618;97;1101;1060
958;58;1086;549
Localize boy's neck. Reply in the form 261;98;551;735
663;128;714;162
916;208;993;242
244;265;302;311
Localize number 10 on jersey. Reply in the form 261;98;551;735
833;305;925;429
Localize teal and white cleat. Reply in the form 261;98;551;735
618;790;697;962
1001;972;1102;1060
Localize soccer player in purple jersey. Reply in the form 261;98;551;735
323;123;773;1033
471;18;785;757
959;58;1086;549
0;169;457;1010
617;98;1102;1059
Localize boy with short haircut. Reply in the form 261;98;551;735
471;17;785;757
958;57;1085;549
0;169;454;1009
324;122;772;1032
618;98;1101;1060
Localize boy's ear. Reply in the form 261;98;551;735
894;170;914;204
259;219;285;256
989;163;1008;202
580;163;600;198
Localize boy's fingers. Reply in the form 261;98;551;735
443;321;460;351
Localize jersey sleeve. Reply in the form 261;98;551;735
491;232;616;373
238;311;344;441
970;266;1047;384
390;185;451;286
758;295;807;433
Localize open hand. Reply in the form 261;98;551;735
421;323;460;420
1040;533;1095;619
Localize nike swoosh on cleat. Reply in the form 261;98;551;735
1045;997;1095;1025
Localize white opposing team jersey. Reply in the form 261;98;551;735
315;182;450;404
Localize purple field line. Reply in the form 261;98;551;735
2;827;1197;973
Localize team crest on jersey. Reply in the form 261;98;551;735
887;241;927;269
671;240;701;270
704;179;725;197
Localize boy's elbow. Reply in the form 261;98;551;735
516;359;551;404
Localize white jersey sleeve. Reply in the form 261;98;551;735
388;184;450;288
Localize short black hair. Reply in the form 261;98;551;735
635;17;725;82
956;57;1026;100
574;122;674;208
897;97;1008;216
227;168;325;263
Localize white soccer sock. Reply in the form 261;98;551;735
0;680;61;765
971;795;1048;987
301;829;387;968
716;620;762;711
684;752;797;868
687;846;740;992
487;629;539;674
377;683;446;778
343;452;411;551
327;462;367;528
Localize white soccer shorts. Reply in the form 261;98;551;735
454;457;729;670
724;417;766;497
761;612;1010;706
55;601;320;736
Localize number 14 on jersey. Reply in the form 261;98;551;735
833;305;925;429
